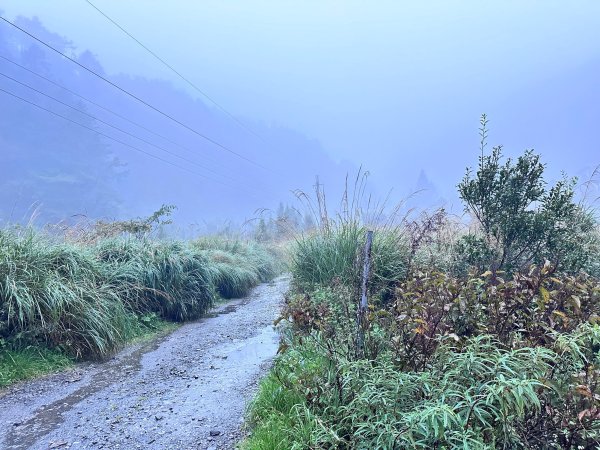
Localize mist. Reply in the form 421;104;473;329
1;1;599;230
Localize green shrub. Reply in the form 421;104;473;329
255;259;600;448
458;115;596;273
452;233;497;274
245;332;570;449
326;337;553;449
382;265;600;371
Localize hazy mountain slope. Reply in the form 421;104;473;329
0;15;355;226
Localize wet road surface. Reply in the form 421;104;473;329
0;275;289;450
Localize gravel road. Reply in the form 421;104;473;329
0;275;289;450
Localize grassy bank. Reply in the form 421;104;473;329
0;228;280;387
244;269;600;449
243;144;600;449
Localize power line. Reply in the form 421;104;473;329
0;86;259;196
0;53;222;168
0;70;246;186
0;86;197;177
0;15;268;171
84;0;266;143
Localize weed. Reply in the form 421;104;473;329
0;226;280;374
0;346;72;387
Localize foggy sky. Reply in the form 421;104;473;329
2;1;600;221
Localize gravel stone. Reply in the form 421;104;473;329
0;276;289;450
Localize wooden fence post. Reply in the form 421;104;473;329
356;230;373;358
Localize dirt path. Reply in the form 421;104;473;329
0;275;289;450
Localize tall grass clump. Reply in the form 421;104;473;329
0;228;130;358
96;238;216;321
293;222;408;292
0;220;281;376
292;172;410;297
192;237;279;298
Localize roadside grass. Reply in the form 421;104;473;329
0;314;176;389
0;346;73;388
241;344;321;450
193;236;281;299
0;229;131;357
241;374;304;450
293;222;408;291
97;238;217;322
241;151;600;448
0;227;281;388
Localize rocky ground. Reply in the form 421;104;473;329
0;275;289;450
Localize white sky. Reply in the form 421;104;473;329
2;1;600;202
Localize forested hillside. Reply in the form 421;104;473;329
0;15;355;227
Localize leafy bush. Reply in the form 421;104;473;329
319;337;553;449
458;115;595;274
384;264;600;370
246;329;600;449
249;317;600;449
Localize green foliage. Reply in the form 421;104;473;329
245;122;600;448
452;233;497;274
384;265;600;370
291;169;411;298
458;115;593;273
245;332;566;449
585;225;600;278
535;323;600;447
241;362;317;450
244;144;600;448
192;237;279;298
97;238;216;322
0;229;131;357
241;341;328;450
292;222;408;296
277;268;600;448
321;337;552;449
0;346;73;387
247;309;600;449
254;218;270;243
0;226;280;366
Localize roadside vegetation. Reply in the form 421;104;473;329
243;117;600;449
0;207;281;387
